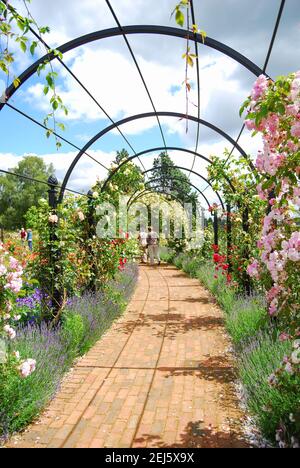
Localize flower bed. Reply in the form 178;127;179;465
0;262;138;443
162;250;300;447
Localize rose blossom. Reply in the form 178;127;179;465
48;214;59;223
18;359;36;378
4;325;16;340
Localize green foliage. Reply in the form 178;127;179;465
0;156;54;230
62;313;85;356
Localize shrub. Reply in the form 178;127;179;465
238;331;297;442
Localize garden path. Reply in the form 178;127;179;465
8;265;250;448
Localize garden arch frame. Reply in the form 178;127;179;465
101;146;236;195
58;112;249;202
140;165;225;210
0;23;265;206
131;176;212;210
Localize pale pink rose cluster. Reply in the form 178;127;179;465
255;146;286;176
290;71;300;102
18;358;36;378
251;74;269;101
77;210;85;221
293;187;300;207
0;244;36;379
48;214;59;223
281;231;300;262
0;250;23;295
246;259;260;279
3;324;16;340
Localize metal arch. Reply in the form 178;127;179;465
0;25;266;111
141;165;225;211
128;189;185;210
127;176;211;210
58;112;247;202
128;189;204;221
144;177;212;209
101;146;235;193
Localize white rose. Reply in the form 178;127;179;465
291;349;300;365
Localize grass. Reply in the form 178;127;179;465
167;251;300;446
0;263;138;442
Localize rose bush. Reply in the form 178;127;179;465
241;70;300;446
0;243;35;380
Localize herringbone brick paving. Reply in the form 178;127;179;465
7;265;249;448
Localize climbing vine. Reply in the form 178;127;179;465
171;0;206;132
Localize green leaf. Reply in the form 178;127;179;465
187;55;194;67
58;123;66;131
17;20;25;31
276;102;285;115
52;100;59;111
30;41;38;56
20;41;27;53
175;9;185;27
43;86;49;95
13;77;21;88
39;26;50;34
46;75;54;89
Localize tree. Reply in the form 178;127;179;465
151;152;198;205
0;156;54;230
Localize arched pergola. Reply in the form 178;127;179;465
0;22;264;205
0;0;286;300
0;25;266;111
138;176;212;210
57;112;250;202
139;165;225;210
101;146;236;195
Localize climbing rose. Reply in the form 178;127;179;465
18;359;36;378
247;260;260;279
48;214;58;223
291;121;300;138
251;74;269;101
4;325;16;340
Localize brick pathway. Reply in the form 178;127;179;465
8;265;250;448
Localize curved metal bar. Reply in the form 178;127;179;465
127;177;211;210
143;177;212;209
141;165;225;210
0;25;266;111
101;146;235;193
128;189;185;210
129;189;204;222
59;112;245;202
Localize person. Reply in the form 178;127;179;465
26;229;33;251
20;228;27;245
147;226;161;266
138;229;148;263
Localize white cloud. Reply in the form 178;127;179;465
0;150;116;193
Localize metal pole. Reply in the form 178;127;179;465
87;190;97;292
226;204;232;270
213;210;218;247
242;206;251;295
47;175;62;319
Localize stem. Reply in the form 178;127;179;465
185;4;190;133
